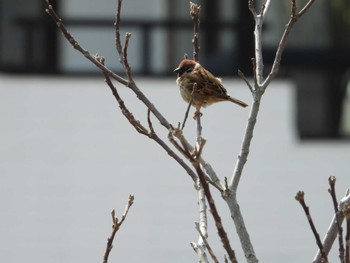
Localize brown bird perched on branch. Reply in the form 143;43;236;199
174;59;248;118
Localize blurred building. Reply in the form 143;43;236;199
1;0;254;74
0;0;349;138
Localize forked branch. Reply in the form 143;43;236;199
103;195;134;263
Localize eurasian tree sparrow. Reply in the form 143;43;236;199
174;59;248;117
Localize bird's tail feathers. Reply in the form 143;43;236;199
228;96;248;107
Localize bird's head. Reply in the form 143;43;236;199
173;59;200;77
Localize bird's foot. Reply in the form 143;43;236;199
193;111;203;120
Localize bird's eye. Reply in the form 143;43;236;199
185;67;193;73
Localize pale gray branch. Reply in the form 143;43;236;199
192;179;209;263
227;1;317;263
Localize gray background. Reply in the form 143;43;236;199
1;75;349;262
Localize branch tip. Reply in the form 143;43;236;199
190;2;201;17
328;176;336;186
295;191;304;202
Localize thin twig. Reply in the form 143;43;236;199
195;222;219;263
169;128;223;192
114;0;132;82
103;73;148;135
147;109;155;134
295;191;328;263
44;0;128;86
190;2;200;62
238;70;254;93
103;195;134;263
298;0;317;17
328;176;345;262
114;0;124;64
264;0;317;86
262;0;272;17
180;96;193;131
196;114;203;145
181;85;196;130
122;33;133;81
248;0;257;16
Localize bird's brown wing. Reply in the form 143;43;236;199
195;68;229;99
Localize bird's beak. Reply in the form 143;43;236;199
173;67;182;74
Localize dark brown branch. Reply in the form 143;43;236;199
114;0;133;81
44;0;128;86
103;72;197;182
103;195;134;263
238;70;254;93
45;0;172;130
194;162;237;263
123;33;133;81
104;72;149;135
190;2;200;62
178;139;237;263
295;191;329;263
114;0;123;65
169;128;223;192
328;176;345;262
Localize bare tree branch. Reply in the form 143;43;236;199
190;2;200;62
314;190;350;263
295;191;329;263
264;0;317;86
191;184;210;263
170;129;237;262
103;70;198;182
103;195;134;263
194;162;237;263
227;2;317;261
114;0;132;81
238;70;254;93
44;0;128;86
195;222;219;263
328;176;345;262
